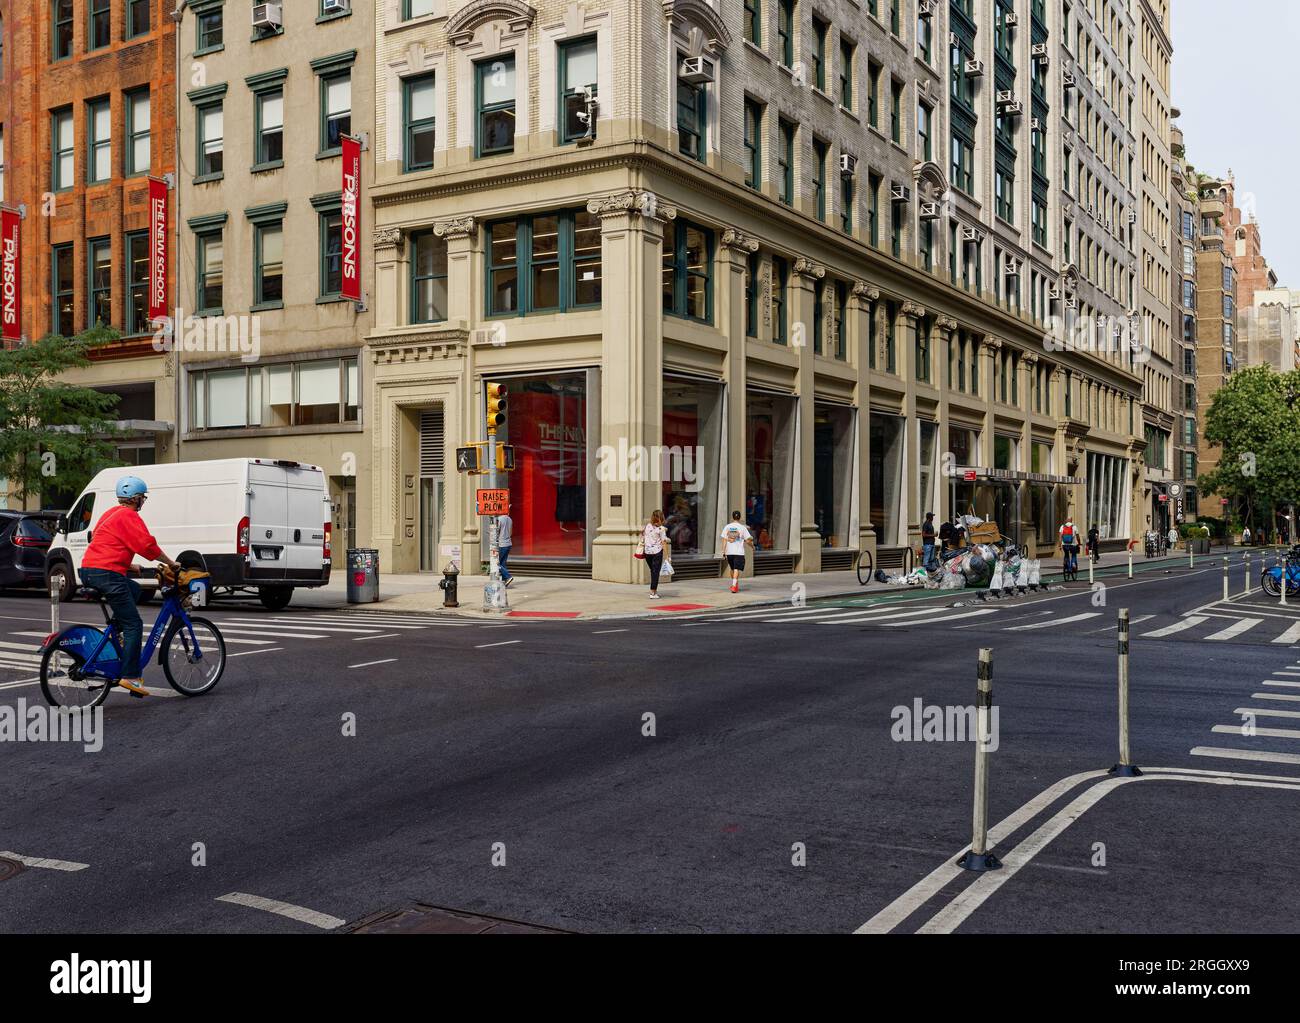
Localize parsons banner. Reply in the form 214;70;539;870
341;136;361;302
148;178;168;322
0;208;19;342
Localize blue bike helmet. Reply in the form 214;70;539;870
116;475;149;499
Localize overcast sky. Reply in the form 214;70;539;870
1172;0;1298;287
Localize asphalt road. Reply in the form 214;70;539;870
1;551;1298;934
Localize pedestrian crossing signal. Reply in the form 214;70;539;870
456;446;481;473
496;444;516;472
486;383;508;433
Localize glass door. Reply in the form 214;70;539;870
419;478;443;572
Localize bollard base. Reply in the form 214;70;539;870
956;850;1002;872
1108;763;1143;777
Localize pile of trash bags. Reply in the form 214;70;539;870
930;544;1043;593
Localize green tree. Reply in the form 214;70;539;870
0;327;125;507
1198;365;1300;532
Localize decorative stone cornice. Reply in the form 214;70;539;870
851;282;879;304
367;328;469;365
446;0;536;46
901;301;926;319
719;228;759;253
433;216;476;240
374;227;404;248
661;0;733;58
586;190;677;222
793;257;826;280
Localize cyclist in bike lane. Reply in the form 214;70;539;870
1058;518;1081;579
80;476;182;696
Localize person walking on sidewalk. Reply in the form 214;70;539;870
642;509;670;599
721;511;755;594
921;512;937;571
495;504;514;587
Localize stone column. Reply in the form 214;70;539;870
588;190;676;583
978;336;1002;466
935;315;957;524
852;282;879;555
1019;353;1039;547
900;301;925;546
720;229;758;576
793;257;826;572
372;227;404;332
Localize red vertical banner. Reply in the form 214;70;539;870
0;208;20;343
148;178;169;322
341;136;362;302
340;135;361;300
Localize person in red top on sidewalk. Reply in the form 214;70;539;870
80;476;182;696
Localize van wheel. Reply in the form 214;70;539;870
47;564;75;602
258;587;293;611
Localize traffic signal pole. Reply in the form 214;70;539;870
482;384;509;611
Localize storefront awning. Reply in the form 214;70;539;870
956;467;1085;486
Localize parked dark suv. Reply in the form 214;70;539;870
0;512;63;590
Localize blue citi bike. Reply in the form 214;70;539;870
39;568;226;708
1261;545;1300;599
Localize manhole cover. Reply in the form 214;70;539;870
0;857;25;882
342;904;570;935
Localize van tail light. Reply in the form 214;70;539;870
323;521;332;563
237;516;250;556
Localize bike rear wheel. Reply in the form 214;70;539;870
856;548;874;587
39;636;113;709
1262;571;1281;597
162;616;227;696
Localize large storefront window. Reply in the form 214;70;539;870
662;377;724;556
949;424;978;517
917;420;938;517
870;413;904;545
1030;441;1056;543
1085;451;1129;540
814;404;855;548
492;372;589;558
746;392;796;551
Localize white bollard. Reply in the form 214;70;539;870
1223;557;1230;602
1110;609;1141;776
1245;552;1251;595
50;579;60;634
958;649;1001;872
1128;547;1133;579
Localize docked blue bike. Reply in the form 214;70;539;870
1261;546;1300;598
39;568;226;708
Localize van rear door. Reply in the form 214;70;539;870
246;462;288;582
283;467;329;580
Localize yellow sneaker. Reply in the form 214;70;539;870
117;678;149;697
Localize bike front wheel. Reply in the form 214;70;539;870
39;632;114;709
1262;571;1281;597
162;616;227;696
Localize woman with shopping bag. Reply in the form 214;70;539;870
641;509;671;599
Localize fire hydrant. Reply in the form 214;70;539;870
438;563;460;608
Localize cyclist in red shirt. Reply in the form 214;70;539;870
80;476;182;695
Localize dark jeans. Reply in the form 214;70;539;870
923;542;936;570
81;567;143;677
497;545;512;582
646;550;664;591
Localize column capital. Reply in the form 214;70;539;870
935;314;958;333
978;335;1004;352
901;301;926;320
793;256;827;280
586;190;677;223
1022;352;1041;366
719;228;760;253
433;216;476;240
851;281;879;306
374;227;404;250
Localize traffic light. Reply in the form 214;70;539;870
486;383;508;433
496;444;516;472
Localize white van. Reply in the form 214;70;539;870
46;459;332;610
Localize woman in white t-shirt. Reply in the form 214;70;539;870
720;510;755;594
642;509;670;598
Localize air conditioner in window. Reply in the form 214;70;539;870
1003;256;1021;277
1128;209;1138;224
1032;43;1049;62
996;89;1014;104
919;201;940;220
839;152;858;177
891;183;911;204
919;0;936;19
1062;72;1077;89
1048;283;1062;300
965;59;986;77
962;226;984;245
321;0;349;13
1030;117;1041;130
252;2;283;28
679;56;716;84
1004;11;1018;26
949;31;960;46
1004;100;1024;115
1066;296;1079;309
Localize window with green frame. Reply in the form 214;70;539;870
127;0;150;38
126;89;150;176
126;231;149;335
770;255;788;343
404;0;435;18
744;0;761;45
51;107;74;190
812;138;827;220
318;207;344;298
889;0;899;35
254;220;284;306
320;71;351;154
197;5;223;52
88;0;111;51
487;210;602;317
745;251;759;337
87;237;111;329
676;74;705;161
920;219;933;271
891;200;901;257
1032;197;1047;247
868;171;881;246
811;17;827;91
867;60;880;127
559;36;598;144
51;244;74;336
196;230;224;313
254;88;284;167
196;101;224;177
662;220;714;323
86;98;111;184
951;131;973;193
833;281;847;359
890;79;902;143
917;10;932;62
883;300;897;373
410;232;448;324
777;119;795;206
916;316;931;383
839;38;855;109
840;171;854;234
812;279;825;355
995;168;1014;223
949;221;958;283
743;98;762;189
476;55;516;157
403;74;435;171
52;0;74;60
917;101;932;160
777;0;794;66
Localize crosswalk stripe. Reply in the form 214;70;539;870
1272;622;1300;644
0;640;40;652
821;606;956;626
1212;723;1300;740
880;608;999;627
1234;707;1300;720
216;621;371;635
1253;692;1300;702
742;607;857;622
216;627;329;640
1191;746;1300;766
1204;618;1263;641
218;637;275;646
1263;680;1300;689
244;617;429;630
1140;616;1208;638
1006;612;1100;631
0;651;41;663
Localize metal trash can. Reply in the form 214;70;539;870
347;548;379;603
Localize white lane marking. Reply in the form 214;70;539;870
1264;680;1300;689
213;637;274;646
0;640;41;652
349;658;397;669
1271;669;1300;676
208;627;329;640
0;650;41;664
1204;618;1263;641
1275;622;1300;644
1006;612;1100;631
592;629;629;635
1234;707;1300;720
229;647;283;658
475;640;521;649
0;851;89;871
1190;746;1300;766
854;770;1109;935
249;616;429;630
1087;615;1154;634
821;606;956;626
1212;723;1300;740
352;633;401;641
0;678;40;690
215;892;345;930
13;631;59;639
913;772;1300;935
218;619;378;635
880;609;1000;627
1252;692;1300;703
748;607;884;623
1140;616;1208;638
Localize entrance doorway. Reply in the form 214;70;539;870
419;409;445;572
